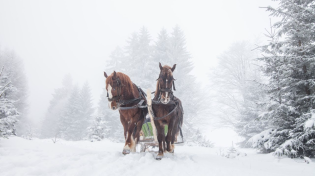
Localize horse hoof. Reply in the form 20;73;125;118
156;154;163;160
122;149;130;155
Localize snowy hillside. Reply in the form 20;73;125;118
0;137;313;176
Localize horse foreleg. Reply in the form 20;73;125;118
156;123;165;160
133;118;144;145
123;122;136;155
120;115;128;140
170;122;180;153
166;119;175;153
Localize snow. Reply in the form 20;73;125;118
247;129;277;148
304;112;315;129
304;157;312;164
0;137;314;176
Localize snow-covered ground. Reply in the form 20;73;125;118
0;137;313;176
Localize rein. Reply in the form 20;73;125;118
152;103;178;121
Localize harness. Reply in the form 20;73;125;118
106;73;184;143
107;77;147;110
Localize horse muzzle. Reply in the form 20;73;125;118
108;101;119;110
161;97;171;104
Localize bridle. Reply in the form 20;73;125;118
106;77;145;108
157;73;176;101
107;77;122;102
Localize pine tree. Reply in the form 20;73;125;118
96;89;123;142
122;27;155;90
60;85;81;140
209;42;268;146
138;27;156;90
41;75;73;138
79;82;94;125
88;115;108;141
107;46;126;73
60;82;94;141
0;66;19;138
123;32;140;81
256;0;315;156
153;28;171;65
0;49;28;136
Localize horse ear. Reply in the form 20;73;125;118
104;72;108;78
171;64;176;72
159;62;163;70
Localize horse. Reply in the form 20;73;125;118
151;62;184;160
104;71;148;154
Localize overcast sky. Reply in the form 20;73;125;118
0;0;276;129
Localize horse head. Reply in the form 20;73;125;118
104;71;134;110
156;62;176;104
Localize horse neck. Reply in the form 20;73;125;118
121;83;137;100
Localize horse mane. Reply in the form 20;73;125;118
106;72;134;96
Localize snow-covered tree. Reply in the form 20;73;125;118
41;74;73;138
153;28;171;65
122;27;156;90
88;115;108;141
0;66;19;138
252;0;315;156
60;82;94;141
209;42;268;145
96;89;123;142
0;49;28;136
79;82;94;125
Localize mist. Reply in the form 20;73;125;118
1;0;315;174
0;0;274;130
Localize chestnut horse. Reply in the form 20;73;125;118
152;63;184;159
104;71;147;154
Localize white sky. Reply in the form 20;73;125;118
0;0;276;133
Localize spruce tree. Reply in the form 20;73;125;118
88;115;108;141
59;85;81;140
0;49;28;136
0;67;19;138
138;27;156;90
97;89;123;141
80;82;94;124
60;82;94;141
209;42;268;145
41;75;72;138
153;28;171;65
256;0;315;156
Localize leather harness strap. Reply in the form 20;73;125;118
107;78;147;110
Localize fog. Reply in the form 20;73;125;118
0;0;275;143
